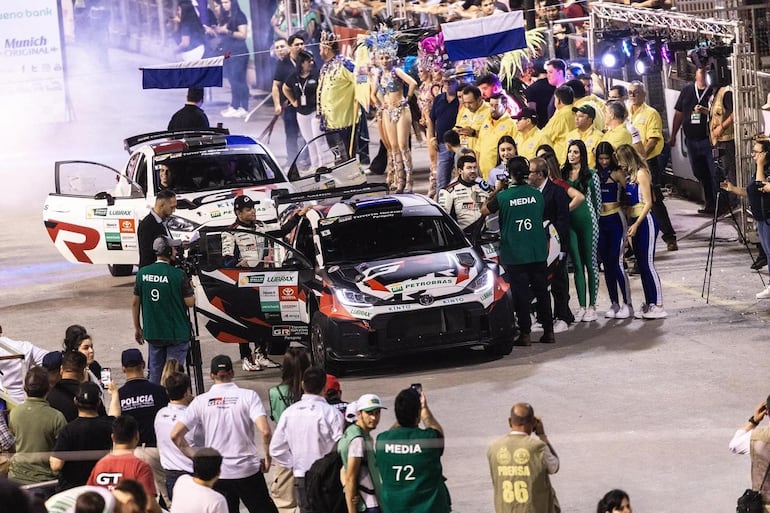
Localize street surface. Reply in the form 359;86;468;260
2;45;770;513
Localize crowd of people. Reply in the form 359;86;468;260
1;319;655;513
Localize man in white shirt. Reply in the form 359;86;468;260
0;324;49;403
170;448;228;513
171;355;277;513
155;372;203;503
270;367;344;512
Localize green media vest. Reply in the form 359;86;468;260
375;427;451;513
486;434;560;513
338;423;381;512
134;261;191;344
497;185;547;265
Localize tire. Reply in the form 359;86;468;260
108;264;134;277
310;313;344;376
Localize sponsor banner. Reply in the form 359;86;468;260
279;302;299;312
238;273;265;287
237;271;298;287
347;307;374;319
259;287;278;301
119;219;135;233
272;325;309;337
279;286;298;302
104;220;119;232
104;232;121;243
281;311;301;321
388;277;457;293
262;301;280;312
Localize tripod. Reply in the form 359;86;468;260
702;188;766;303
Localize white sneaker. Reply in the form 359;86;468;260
605;303;620;318
574;308;586;322
582;306;598;322
756;286;770;299
234;107;248;118
254;350;281;369
242;357;261;372
552;319;569;333
643;304;668;319
615;304;632;319
221;106;239;117
530;313;543;332
634;304;648;319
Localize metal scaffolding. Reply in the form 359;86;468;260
589;1;763;237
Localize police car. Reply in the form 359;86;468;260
42;129;364;276
192;186;515;372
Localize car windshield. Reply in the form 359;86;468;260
319;214;468;264
154;148;285;194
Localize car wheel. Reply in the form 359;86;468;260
310;313;344;375
485;337;514;358
108;264;134;277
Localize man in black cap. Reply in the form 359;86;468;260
168;88;210;132
221;195;308;371
133;235;195;384
50;382;117;491
118;348;170;506
171;355;277;513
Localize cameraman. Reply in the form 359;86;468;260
482;156;554;346
132;236;195;384
720;139;770;299
728;396;770;504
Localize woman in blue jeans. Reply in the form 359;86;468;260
216;0;250;118
721;138;770;299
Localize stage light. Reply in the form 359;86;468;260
660;40;672;64
599;41;628;69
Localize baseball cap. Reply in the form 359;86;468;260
356;393;386;412
42;351;63;371
211;354;233;373
345;401;358;422
513;107;538;122
325;374;341;393
76;382;102;408
572;104;596;119
121;348;144;367
233;195;254;212
152;235;182;256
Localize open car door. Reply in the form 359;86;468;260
43;161;147;271
192;227;315;355
286;131;366;192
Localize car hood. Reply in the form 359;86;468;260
324;249;482;301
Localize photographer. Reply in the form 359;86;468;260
132;236;195;384
720;139;770;299
728;396;770;504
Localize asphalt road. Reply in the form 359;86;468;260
2;45;770;513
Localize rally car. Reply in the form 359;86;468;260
42;129;365;276
191;186;516;372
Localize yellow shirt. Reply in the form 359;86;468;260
455;102;491;152
629;102;664;159
318;55;359;130
566;126;603;169
477;113;518;180
575;96;606;132
515;127;551;161
540;105;576;165
601;123;633;151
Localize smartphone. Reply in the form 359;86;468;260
411;383;422;395
100;368;111;389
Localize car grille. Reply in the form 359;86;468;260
371;304;486;351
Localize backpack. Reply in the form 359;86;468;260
304;444;346;513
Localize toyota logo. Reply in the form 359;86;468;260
418;294;434;306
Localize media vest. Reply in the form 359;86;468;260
710;86;734;145
487;433;559;513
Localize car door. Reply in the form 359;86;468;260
43;160;148;265
192;227;315;351
286;132;366;192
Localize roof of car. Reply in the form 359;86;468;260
311;193;442;220
147;134;265;156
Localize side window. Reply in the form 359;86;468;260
125;153;147;197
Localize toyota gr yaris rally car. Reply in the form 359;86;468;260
43;129;364;276
191;187;515;372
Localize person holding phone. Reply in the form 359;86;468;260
721;139;770;299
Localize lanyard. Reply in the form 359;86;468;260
694;84;708;105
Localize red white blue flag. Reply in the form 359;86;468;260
442;11;527;61
141;56;225;89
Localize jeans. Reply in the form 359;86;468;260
758;221;770;276
283;105;304;164
165;469;189;502
436;144;454;193
146;341;189;384
224;53;249;110
684;136;717;209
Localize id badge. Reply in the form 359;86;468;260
690;112;701;123
300;94;307;107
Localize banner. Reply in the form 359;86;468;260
442;11;527;61
141;56;225;90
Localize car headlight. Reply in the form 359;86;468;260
467;269;494;295
166;215;200;232
335;288;377;308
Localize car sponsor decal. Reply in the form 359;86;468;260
237;271;298;287
44;220;101;264
279;286;298;301
272;325;309;337
87;208;134;218
119;219;135;233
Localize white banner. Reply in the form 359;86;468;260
0;0;66;123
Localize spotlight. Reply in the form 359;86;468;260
635;55;651;75
633;40;660;75
660;40;672;64
599;41;628;69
